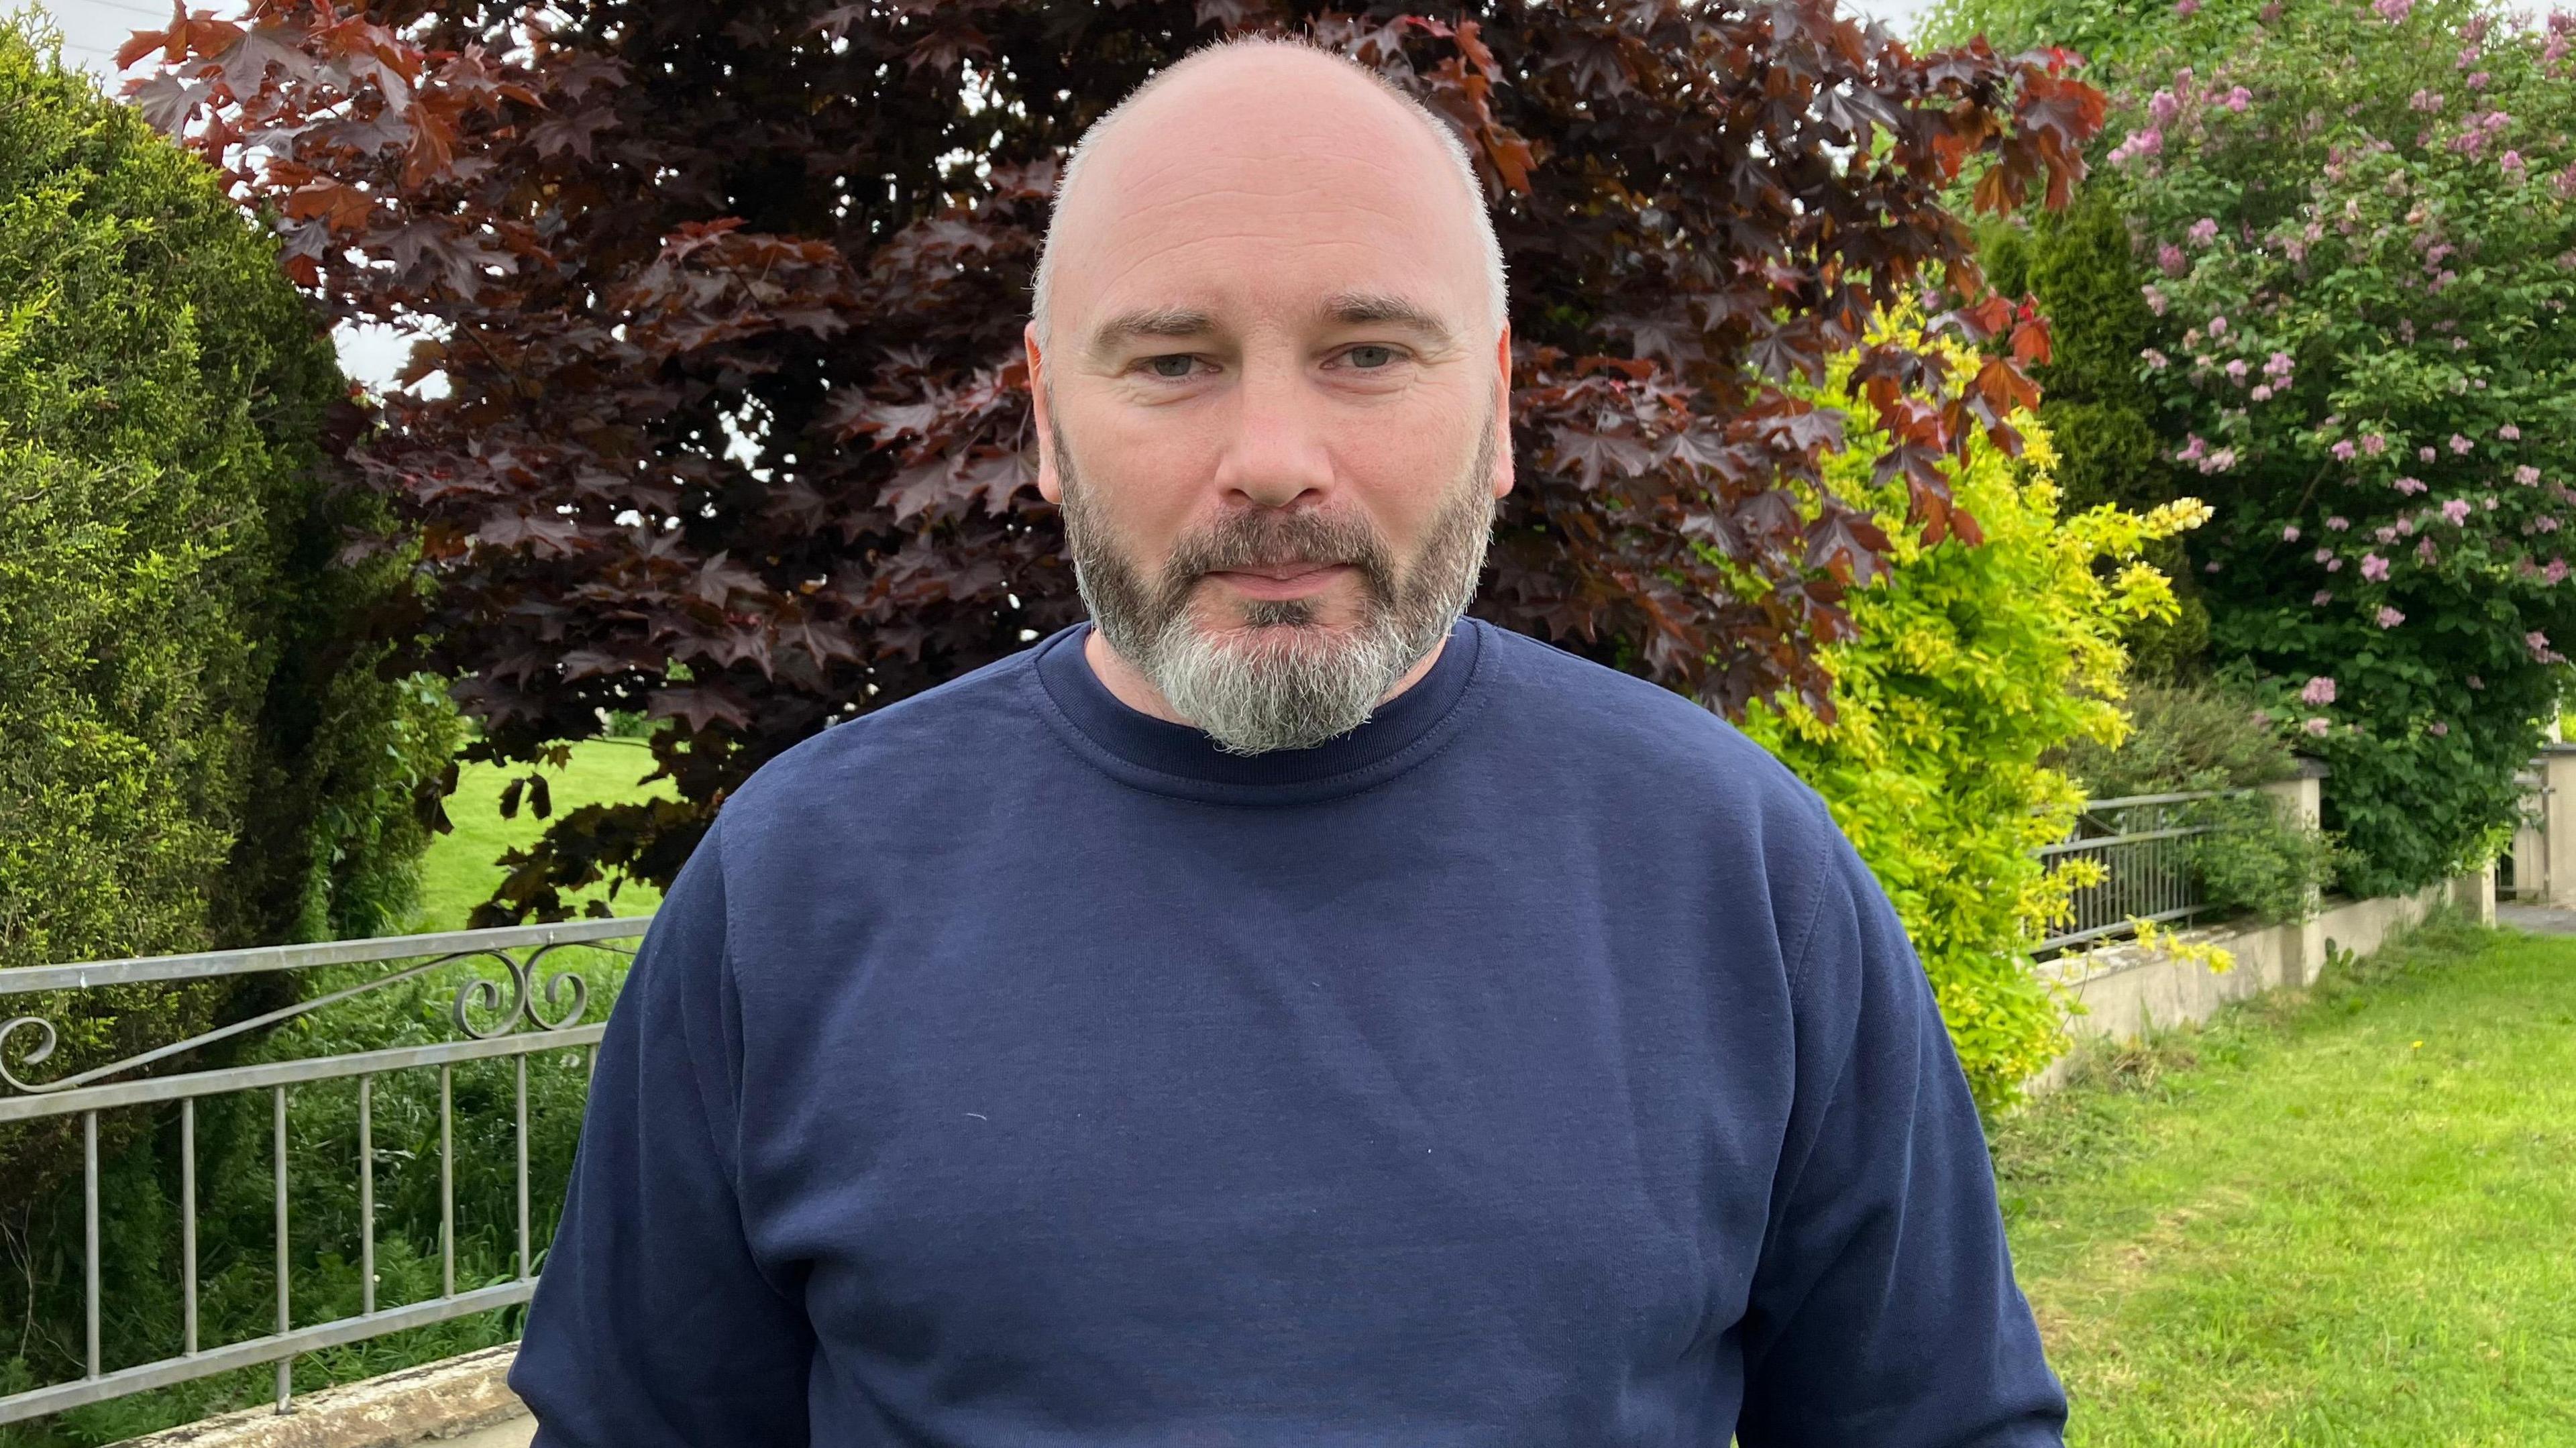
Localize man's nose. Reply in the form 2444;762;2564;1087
1212;361;1334;510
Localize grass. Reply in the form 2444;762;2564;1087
1994;912;2576;1445
406;735;678;933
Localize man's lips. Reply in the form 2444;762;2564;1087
1202;561;1356;600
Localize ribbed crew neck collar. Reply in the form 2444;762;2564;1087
1023;617;1490;805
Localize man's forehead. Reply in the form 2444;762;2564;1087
1046;49;1486;351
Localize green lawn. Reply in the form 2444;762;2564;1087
407;736;678;933
1995;915;2576;1446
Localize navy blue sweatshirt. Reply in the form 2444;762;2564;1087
512;617;2065;1446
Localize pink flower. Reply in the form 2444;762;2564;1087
2377;526;2400;543
2549;559;2571;584
2327;557;2345;571
2151;89;2182;125
2209;314;2229;337
2451;433;2473;454
2111;129;2165;164
2363;433;2388;455
2417;537;2440;565
2174;0;2200;15
2531;630;2558;659
2373;0;2412;21
2377;606;2408;628
2468;71;2491;89
2420;446;2440;463
2143;284;2170;315
2188;217;2221;247
2362;553;2392;581
2410;88;2444;112
2252;384;2274;401
2502;423;2523;439
2304;717;2333;738
2443;498;2471;524
2429;720;2451;736
2284;524;2303;541
2314;589;2336;605
2201;447;2238;475
2159;243;2188;277
2518;465;2543;486
2505;150;2528;175
2265;351;2294;377
2143;347;2171;370
2227;357;2251;382
2302;675;2339;706
2539;516;2564;533
2225;85;2252;111
2332;440;2359;461
2327;516;2350;531
2178;434;2208;463
2394;476;2429;496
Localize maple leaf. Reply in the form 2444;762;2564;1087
647;686;753;734
125;73;212;135
217;25;313;98
530;106;616;160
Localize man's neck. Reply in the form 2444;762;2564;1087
1081;626;1450;728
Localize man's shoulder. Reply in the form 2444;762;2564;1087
1470;619;1833;821
720;635;1048;823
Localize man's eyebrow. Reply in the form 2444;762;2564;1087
1318;292;1456;348
1085;307;1216;360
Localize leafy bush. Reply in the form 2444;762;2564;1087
1739;329;2203;1109
1979;187;2213;682
2090;0;2576;895
2057;675;2340;924
0;17;458;965
2184;789;2347;923
0;14;460;1262
2055;676;2296;796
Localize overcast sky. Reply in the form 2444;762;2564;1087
31;0;1946;391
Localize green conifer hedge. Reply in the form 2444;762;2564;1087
0;19;460;1216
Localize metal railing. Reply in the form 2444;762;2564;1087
2033;790;2246;955
0;917;651;1427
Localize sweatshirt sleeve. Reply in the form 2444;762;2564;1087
1733;823;2068;1448
510;814;816;1446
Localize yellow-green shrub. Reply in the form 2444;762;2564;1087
1737;331;2206;1109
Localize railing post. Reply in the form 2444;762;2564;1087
2540;742;2576;908
2259;759;2330;987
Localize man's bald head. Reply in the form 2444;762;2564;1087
1028;36;1507;349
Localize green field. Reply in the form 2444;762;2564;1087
407;736;678;933
1996;915;2576;1445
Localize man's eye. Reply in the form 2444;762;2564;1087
1344;345;1400;370
1144;355;1197;380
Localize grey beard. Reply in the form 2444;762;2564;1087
1055;413;1497;755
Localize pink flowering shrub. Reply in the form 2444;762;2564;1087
2086;0;2576;893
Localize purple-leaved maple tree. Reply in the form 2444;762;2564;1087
123;0;2102;923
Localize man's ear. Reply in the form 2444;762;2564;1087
1026;319;1063;505
1490;323;1515;501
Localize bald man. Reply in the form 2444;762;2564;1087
511;36;2067;1448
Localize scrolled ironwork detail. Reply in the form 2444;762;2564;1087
0;928;635;1097
449;944;596;1040
521;942;592;1032
1;1014;60;1095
